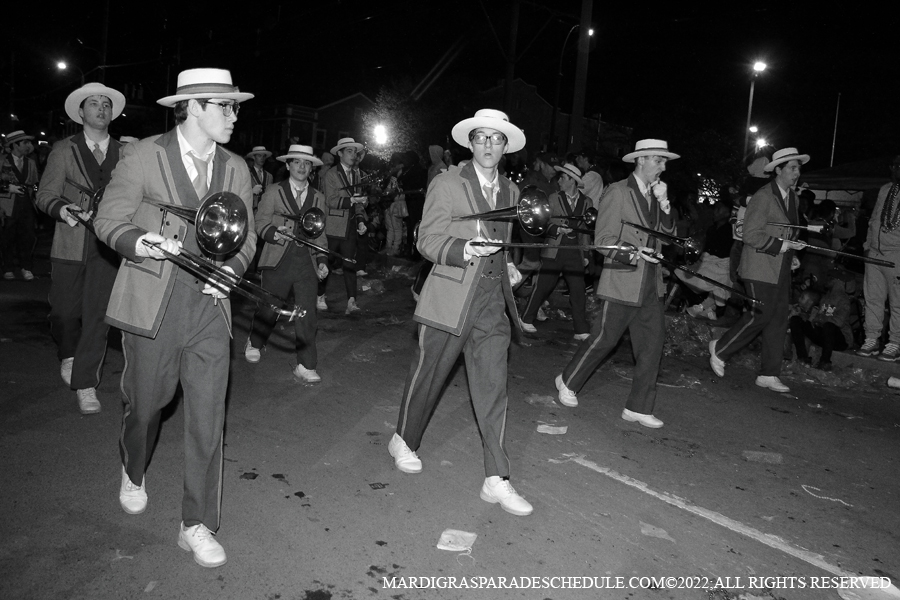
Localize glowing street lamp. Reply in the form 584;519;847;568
373;124;388;145
743;60;767;158
749;125;758;133
756;138;768;149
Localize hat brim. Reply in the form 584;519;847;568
156;91;255;108
64;86;127;124
553;165;584;186
277;153;324;167
5;135;35;146
764;154;810;172
451;117;526;154
622;149;680;163
330;142;364;154
246;150;272;159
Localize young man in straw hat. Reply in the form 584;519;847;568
245;144;328;383
554;139;679;429
94;68;256;568
520;162;593;340
1;130;39;281
35;82;126;414
709;147;807;392
389;108;533;516
320;136;368;314
245;145;273;212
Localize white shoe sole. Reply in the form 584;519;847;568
178;538;227;568
479;489;533;516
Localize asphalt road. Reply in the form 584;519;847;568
1;256;898;600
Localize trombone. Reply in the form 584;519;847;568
768;221;833;237
774;238;894;268
452;185;552;235
621;220;703;263
274;208;357;264
58;178;105;233
146;194;306;320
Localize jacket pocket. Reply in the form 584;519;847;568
431;263;466;283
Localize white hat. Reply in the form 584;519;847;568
554;162;584;187
764;147;810;172
451;108;526;154
64;82;126;124
4;130;35;146
622;139;680;163
277;144;323;166
246;146;272;159
157;68;254;107
330;137;364;154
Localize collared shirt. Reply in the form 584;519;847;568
633;174;650;197
289;178;309;205
776;183;790;200
13;154;23;171
84;132;111;160
254;166;266;182
473;167;499;201
176;125;215;188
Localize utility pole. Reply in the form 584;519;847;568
503;0;520;112
566;0;592;153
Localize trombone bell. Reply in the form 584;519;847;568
453;185;551;236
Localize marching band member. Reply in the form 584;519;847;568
245;144;328;383
519;162;593;340
389;109;533;517
554;139;679;428
1;130;39;281
94;68;255;568
35;83;125;414
709;147;808;392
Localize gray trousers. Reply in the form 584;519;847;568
120;280;230;531
396;279;511;478
862;249;900;343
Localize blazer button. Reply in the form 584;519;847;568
173;234;178;239
470;262;475;266
165;221;171;226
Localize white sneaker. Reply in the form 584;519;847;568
178;522;227;568
292;363;321;383
21;269;34;281
60;357;74;386
119;466;147;514
755;375;790;393
346;297;360;314
555;374;578;407
536;307;548;322
686;303;704;317
573;333;590;341
388;433;422;473
709;339;725;377
244;339;260;363
77;388;101;414
2;271;13;280
520;321;537;334
316;295;328;311
480;476;533;516
356;269;367;277
621;408;664;428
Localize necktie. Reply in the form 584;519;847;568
190;154;209;198
482;183;496;209
92;143;104;165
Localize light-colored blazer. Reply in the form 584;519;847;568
594;174;675;306
36;135;122;263
94;128;255;339
414;161;520;336
256;179;327;270
739;179;798;284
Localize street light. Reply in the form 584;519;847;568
549;24;593;152
57;61;85;86
749;125;758;133
373;124;388;145
756;138;767;149
742;60;767;159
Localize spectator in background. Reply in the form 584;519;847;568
427;145;447;188
680;201;734;320
399;150;426;259
1;131;39;280
857;155;900;360
789;272;853;371
575;151;604;209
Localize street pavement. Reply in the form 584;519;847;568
1;247;899;600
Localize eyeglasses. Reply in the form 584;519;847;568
205;101;240;117
469;132;507;146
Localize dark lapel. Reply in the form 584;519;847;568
460;161;493;214
281;179;303;215
338;164;353;190
72;135;100;190
769;180;790;222
250;165;264;187
158;128;201;208
6;155;24;182
627;174;652;225
210;145;229;195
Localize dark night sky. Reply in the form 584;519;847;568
4;1;898;168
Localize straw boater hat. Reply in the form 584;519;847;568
622;139;680;163
451;108;526;154
330;137;364;154
4;130;35;146
554;162;585;187
246;146;272;159
157;68;254;108
277;144;323;167
764;147;810;172
64;82;126;124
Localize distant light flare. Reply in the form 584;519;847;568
756;138;768;149
753;61;767;73
749;126;758;133
374;125;388;145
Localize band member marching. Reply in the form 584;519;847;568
245;144;329;383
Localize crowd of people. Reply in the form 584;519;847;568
2;64;898;570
